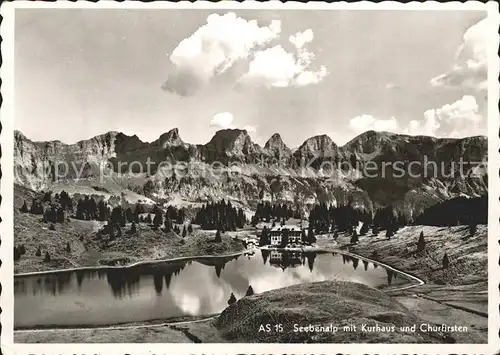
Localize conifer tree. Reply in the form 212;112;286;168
131;222;137;233
360;222;369;236
469;222;477;237
35;247;41;257
385;224;393;240
245;285;255;296
44;251;51;262
307;226;315;245
188;223;193;233
350;230;359;244
164;218;172;232
153;207;163;229
417;231;425;252
57;207;65;223
126;208;134;223
19;244;26;255
280;228;289;248
215;229;222;242
146;213;153;225
66;241;71;253
20;200;28;213
14;247;20;261
43;191;52;203
76;199;85;220
442;253;450;269
97;200;108;221
182;225;187;238
259;226;270;246
227;292;237;305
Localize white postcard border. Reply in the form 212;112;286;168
1;1;499;354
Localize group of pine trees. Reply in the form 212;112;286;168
14;244;52;263
308;202;407;237
414;195;487;227
193;200;246;231
227;285;255;306
20;191;74;225
21;189;192;238
252;202;301;223
100;203;190;239
415;231;451;269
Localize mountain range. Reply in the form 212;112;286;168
14;128;488;217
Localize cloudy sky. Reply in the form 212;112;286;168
15;9;489;147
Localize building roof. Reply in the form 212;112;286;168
269;225;303;232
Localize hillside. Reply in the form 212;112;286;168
14;185;245;274
213;281;455;343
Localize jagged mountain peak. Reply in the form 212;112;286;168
158;128;183;146
207;128;253;145
298;134;337;152
265;133;288;150
203;129;262;158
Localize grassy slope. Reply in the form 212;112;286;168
344;225;487;286
193;281;455;343
14;185;246;274
324;225;488;343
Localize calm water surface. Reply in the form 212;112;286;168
15;250;410;329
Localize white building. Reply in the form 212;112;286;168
268;225;303;246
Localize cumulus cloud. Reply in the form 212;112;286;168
162;13;281;96
238;29;328;88
349;96;483;138
404;111;441;137
289;29;314;50
428;95;482;137
430;17;492;91
348;115;399;134
405;95;482;137
210;112;258;136
210;112;234;129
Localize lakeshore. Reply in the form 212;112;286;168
14;224;487;343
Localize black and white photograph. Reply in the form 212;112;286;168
1;1;498;350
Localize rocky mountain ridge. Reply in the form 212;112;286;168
14;129;488;215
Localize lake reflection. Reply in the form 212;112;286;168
15;251;409;329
